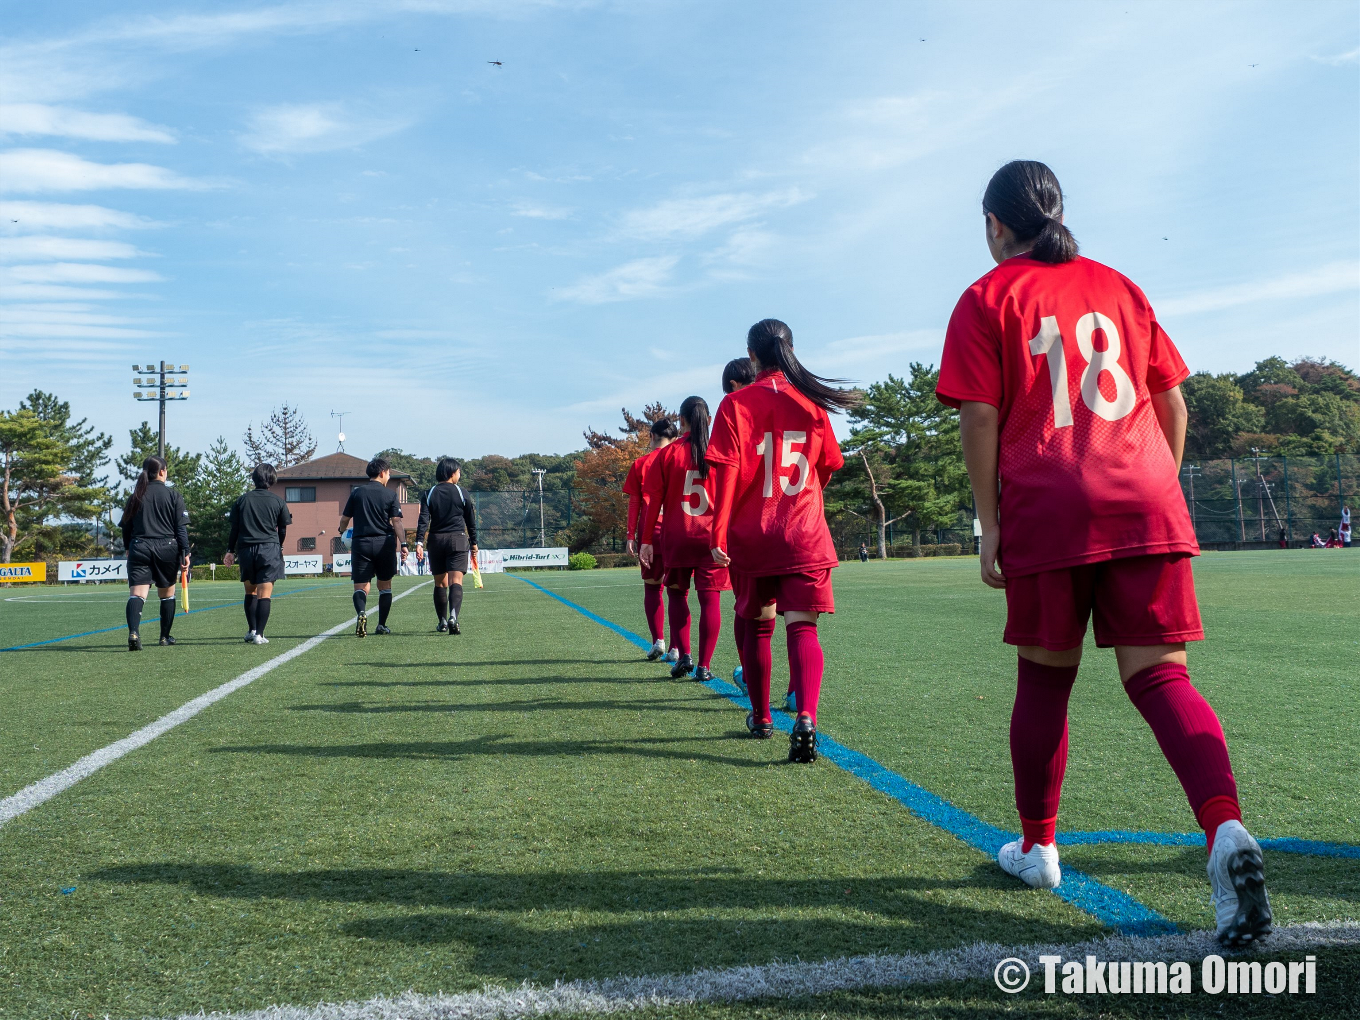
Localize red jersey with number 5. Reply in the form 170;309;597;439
937;253;1197;577
707;369;845;576
641;438;720;568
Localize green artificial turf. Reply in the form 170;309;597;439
0;554;1354;1019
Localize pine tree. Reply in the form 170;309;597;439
181;437;249;560
117;422;202;487
243;404;317;468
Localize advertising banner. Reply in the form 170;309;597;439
0;561;46;583
58;558;128;582
497;547;569;569
478;550;505;573
283;554;325;575
332;553;352;575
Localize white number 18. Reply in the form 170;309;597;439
1029;311;1136;426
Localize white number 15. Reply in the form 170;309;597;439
756;431;809;497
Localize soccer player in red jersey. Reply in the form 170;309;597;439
625;418;679;661
709;319;854;762
937;160;1271;947
721;357;757;694
640;397;731;682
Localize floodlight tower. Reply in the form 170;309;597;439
532;468;548;547
132;361;190;459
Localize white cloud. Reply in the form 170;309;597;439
3;262;163;283
0;103;174;143
620;188;810;240
0;283;134;300
0;200;161;231
1156;261;1359;317
0;149;206;192
811;329;945;380
511;202;572;220
239;103;410;155
0;235;144;261
1312;47;1360;65
555;255;678;304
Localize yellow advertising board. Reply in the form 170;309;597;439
0;562;46;583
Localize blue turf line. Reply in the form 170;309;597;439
511;574;1175;935
0;581;346;652
1057;830;1360;859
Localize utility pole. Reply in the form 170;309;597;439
532;468;547;547
331;411;350;452
133;362;189;459
1182;463;1201;535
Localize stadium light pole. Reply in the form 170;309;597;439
532;468;547;547
132;361;190;460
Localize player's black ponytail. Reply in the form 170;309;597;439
125;454;167;523
679;396;711;480
650;418;679;440
722;357;756;394
746;319;858;413
982;160;1079;264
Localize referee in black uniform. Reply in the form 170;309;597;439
224;463;291;646
120;455;190;651
338;457;406;637
415;457;478;634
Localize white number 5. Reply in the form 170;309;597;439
1029;311;1136;427
681;470;710;516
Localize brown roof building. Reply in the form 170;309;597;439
271;453;420;564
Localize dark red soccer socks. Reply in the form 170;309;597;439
1010;657;1078;851
1124;662;1241;853
785;620;824;724
743;616;776;723
667;587;691;656
695;589;721;669
643;584;664;643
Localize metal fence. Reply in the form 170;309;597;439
464;489;574;549
1180;454;1356;546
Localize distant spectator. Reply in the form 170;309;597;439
859;541;869;563
1343;505;1351;527
1326;528;1340;548
1342;521;1352;549
1278;528;1287;549
1310;532;1325;548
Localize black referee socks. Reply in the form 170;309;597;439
450;582;464;625
255;597;271;637
433;585;448;623
244;592;257;633
378;589;393;626
159;597;176;640
353;589;367;615
126;595;144;635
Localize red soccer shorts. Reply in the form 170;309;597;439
734;568;835;618
1003;553;1204;651
664;561;731;592
640;534;666;584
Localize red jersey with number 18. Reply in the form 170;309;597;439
937;253;1197;577
640;438;720;568
707;369;844;576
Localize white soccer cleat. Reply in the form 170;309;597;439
998;839;1062;889
253;634;269;645
646;638;666;661
664;648;679;664
244;630;256;643
1208;820;1273;947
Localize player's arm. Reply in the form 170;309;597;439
415;494;430;547
224;501;240;566
462;490;478;551
959;400;1004;589
709;462;738;567
277;500;291;548
638;460;665;567
174;493;191;567
1149;384;1187;473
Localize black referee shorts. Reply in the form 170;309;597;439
128;538;181;588
427;532;470;575
237;542;285;585
352;535;399;583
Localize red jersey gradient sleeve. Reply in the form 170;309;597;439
642;438;722;569
937;254;1196;576
707;369;843;577
623;456;645;541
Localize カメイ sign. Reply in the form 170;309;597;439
0;562;47;582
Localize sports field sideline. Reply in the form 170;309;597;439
1;552;1356;1019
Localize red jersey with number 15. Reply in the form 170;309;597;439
937;254;1197;577
641;438;719;568
708;369;844;576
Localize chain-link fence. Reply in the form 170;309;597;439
465;489;574;549
1181;454;1355;547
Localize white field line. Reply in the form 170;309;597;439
165;921;1360;1020
0;581;431;828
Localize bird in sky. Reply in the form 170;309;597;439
488;60;502;66
1249;63;1259;67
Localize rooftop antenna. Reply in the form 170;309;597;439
331;410;351;452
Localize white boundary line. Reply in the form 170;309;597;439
166;922;1360;1019
0;581;431;828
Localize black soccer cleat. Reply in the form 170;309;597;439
449;621;461;635
159;635;177;647
374;624;391;635
128;633;141;652
670;654;694;679
692;666;714;683
746;711;774;739
355;612;367;638
788;715;818;763
437;620;448;633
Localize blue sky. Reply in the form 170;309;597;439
1;1;1357;464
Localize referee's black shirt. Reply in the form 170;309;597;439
416;483;477;545
228;488;291;551
122;480;190;557
343;481;403;539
